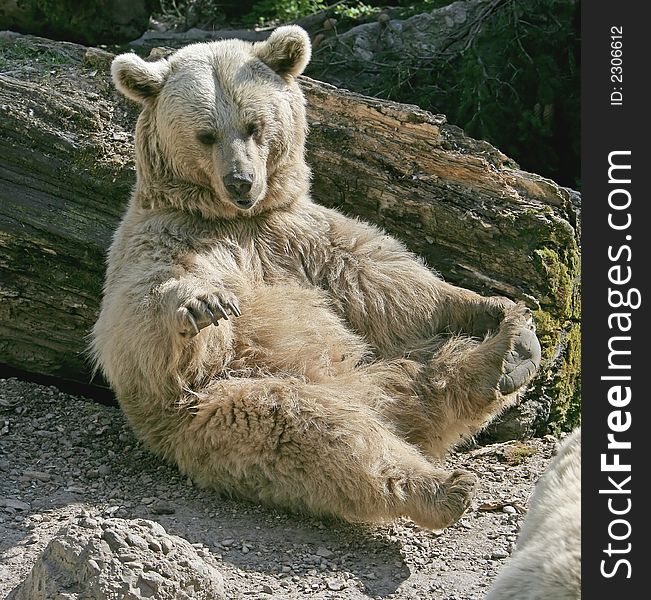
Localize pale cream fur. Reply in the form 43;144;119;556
91;26;540;530
485;429;581;599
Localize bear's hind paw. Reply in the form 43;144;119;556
409;469;477;531
498;326;541;394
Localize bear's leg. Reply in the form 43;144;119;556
375;304;541;457
167;375;477;530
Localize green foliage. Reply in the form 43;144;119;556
311;0;579;188
248;0;327;24
246;0;379;24
391;0;456;17
332;2;375;20
406;0;579;188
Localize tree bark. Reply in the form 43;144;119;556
0;34;580;437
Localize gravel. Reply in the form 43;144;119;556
0;377;560;599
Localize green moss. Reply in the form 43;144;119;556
532;307;581;434
502;442;538;465
547;322;581;433
534;247;571;312
533;242;580;314
529;213;581;433
0;37;75;70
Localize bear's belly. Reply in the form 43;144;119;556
229;281;368;382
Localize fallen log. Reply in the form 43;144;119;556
0;33;580;437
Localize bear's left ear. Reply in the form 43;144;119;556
111;53;171;103
254;25;312;80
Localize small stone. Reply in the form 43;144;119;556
139;571;166;589
220;538;235;547
87;559;101;573
160;538;173;555
117;553;139;563
502;505;517;514
149;499;174;515
23;470;52;482
491;550;509;560
80;517;99;529
126;533;149;551
316;546;334;558
3;498;30;511
102;529;127;550
261;584;274;594
137;519;167;536
98;465;111;476
83;47;115;71
327;579;346;591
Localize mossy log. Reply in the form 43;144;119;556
0;34;580;437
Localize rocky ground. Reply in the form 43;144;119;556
0;377;563;599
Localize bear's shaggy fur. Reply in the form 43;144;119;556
485;428;581;599
91;26;541;530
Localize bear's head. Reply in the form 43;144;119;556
111;26;312;219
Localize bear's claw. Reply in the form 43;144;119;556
228;301;242;318
177;290;241;337
498;326;541;394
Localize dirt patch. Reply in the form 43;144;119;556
0;377;562;599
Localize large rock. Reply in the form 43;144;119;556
8;517;226;600
308;0;486;93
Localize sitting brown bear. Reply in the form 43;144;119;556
90;26;541;531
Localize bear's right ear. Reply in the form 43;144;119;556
111;53;171;103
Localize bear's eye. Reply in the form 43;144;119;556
196;130;218;146
245;122;263;139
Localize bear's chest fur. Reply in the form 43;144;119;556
126;201;335;292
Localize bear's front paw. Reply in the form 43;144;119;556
176;288;241;337
497;304;541;394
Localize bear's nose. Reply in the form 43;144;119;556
223;172;253;197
